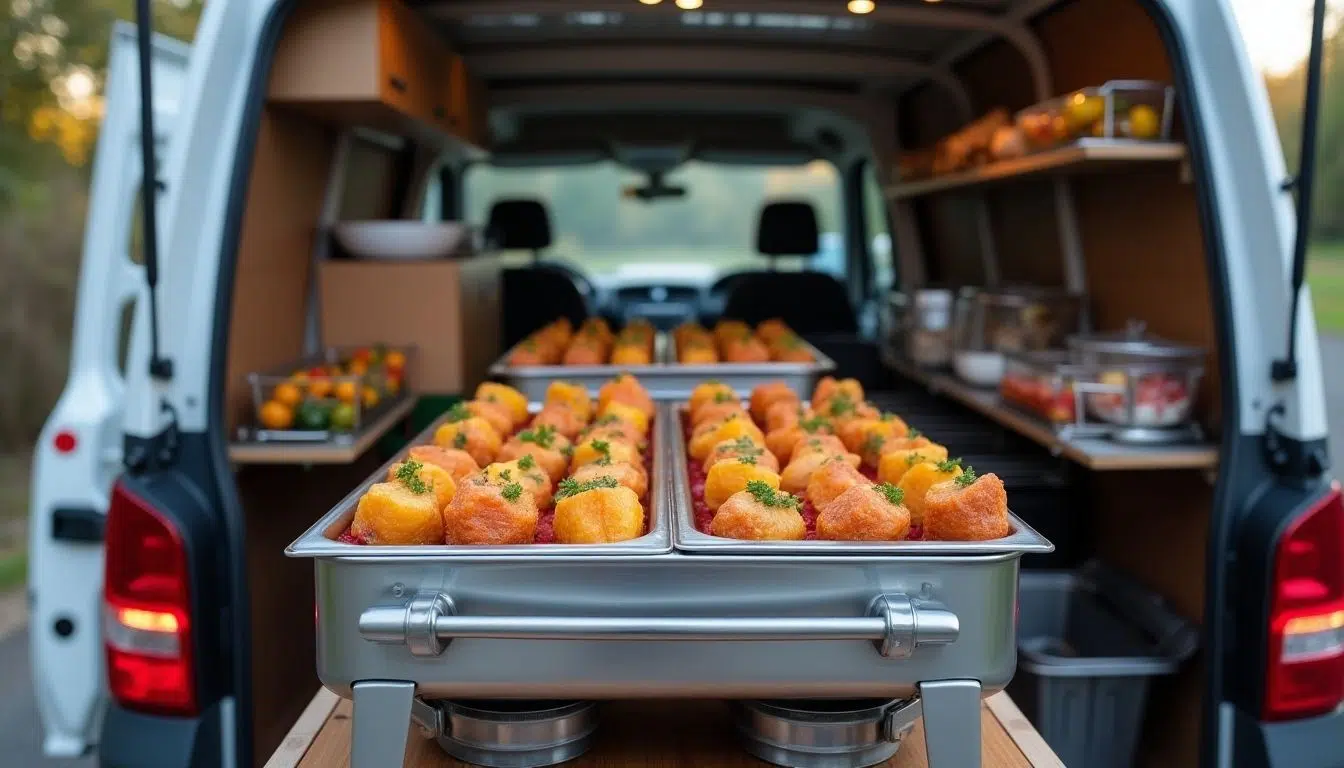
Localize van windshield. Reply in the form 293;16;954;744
464;160;842;284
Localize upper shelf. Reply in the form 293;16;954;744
228;396;417;466
883;353;1219;472
886;140;1188;200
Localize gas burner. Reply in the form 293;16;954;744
424;700;598;768
735;698;922;768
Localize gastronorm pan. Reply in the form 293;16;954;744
286;407;672;558
488;333;672;401
660;336;837;398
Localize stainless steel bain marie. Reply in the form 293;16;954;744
660;336;836;398
488;333;671;401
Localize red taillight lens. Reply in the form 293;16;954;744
1265;482;1344;721
103;481;197;716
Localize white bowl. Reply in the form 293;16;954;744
333;221;473;261
954;350;1006;388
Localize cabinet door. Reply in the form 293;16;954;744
376;0;440;124
447;55;487;144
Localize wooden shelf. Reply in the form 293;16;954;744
268;688;1063;768
886;140;1187;200
885;354;1218;471
229;396;416;465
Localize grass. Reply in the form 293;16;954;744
0;454;30;593
1309;242;1344;335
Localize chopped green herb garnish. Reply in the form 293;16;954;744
906;427;922;440
446;402;472;423
713;391;735;403
954;466;978;488
555;475;620;500
453;432;468;450
519;424;557;448
501;482;524;502
828;394;856;417
498;468;513;481
936;458;963;473
874;482;905;506
905;452;929;467
528;473;545;484
593;414;621;427
394;460;430;495
561;444;574;459
881;412;898;422
737;454;757;465
517;454;536;470
591;439;611;457
862;433;885;455
744;480;799;509
799;415;831;433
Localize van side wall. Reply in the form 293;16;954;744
902;1;1213;765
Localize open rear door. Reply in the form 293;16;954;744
26;21;189;758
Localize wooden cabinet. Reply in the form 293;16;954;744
269;0;484;148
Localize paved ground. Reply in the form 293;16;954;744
1;338;1341;766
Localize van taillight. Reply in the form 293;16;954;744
103;481;197;716
1265;482;1344;721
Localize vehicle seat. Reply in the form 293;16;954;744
720;201;857;334
488;199;590;348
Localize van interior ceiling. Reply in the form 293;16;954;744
224;0;1217;764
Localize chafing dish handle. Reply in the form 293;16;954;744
359;592;959;659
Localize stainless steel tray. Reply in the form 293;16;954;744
661;336;837;397
286;408;672;558
488;333;672;401
668;406;1054;556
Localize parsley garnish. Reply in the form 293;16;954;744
905;452;929;467
591;440;610;457
498;468;513;481
713;391;734;403
555;475;620;500
936;458;963;473
828;395;856;417
394;460;430;495
518;454;536;470
453;432;467;450
862;433;885;456
737;454;757;465
501;482;524;502
561;444;574;459
799;415;831;433
519;424;557;448
906;427;922;439
881;412;897;422
954;466;978;488
744;480;799;509
446;402;471;423
874;482;905;506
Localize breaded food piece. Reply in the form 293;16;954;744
545;381;594;422
897;459;964;525
352;478;443;545
710;481;806;541
408;445;480;482
507;341;547;367
572;460;648;500
755;318;791;343
563;341;607;366
854;419;915;468
387;459;456;510
578;317;615;346
705;457;782;511
465;399;514;439
790;434;855;465
714;319;752;343
780;449;854;496
816;483;911;542
769;334;815;363
611;345;653;366
811;376;864;410
689;414;766;461
763;414;834;465
749;381;801;424
570;436;641;473
680;341;719;364
806;457;872;511
475;382;530;426
923;470;1011;541
443;474;539;545
598;400;650;437
839;414;909;454
580;423;646;454
816;392;880;428
485;456;554;509
599;374;655;420
690;400;748;429
498;424;571;482
531;403;588;441
553;478;645;543
877;443;950;486
764;400;804;432
432;404;503;467
704;436;780;473
723;335;771;363
689;381;738;416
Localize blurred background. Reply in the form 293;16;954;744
0;0;1340;761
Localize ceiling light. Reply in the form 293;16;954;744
675;0;703;8
638;0;662;4
847;0;875;13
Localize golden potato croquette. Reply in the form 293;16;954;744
545;381;594;422
352;480;443;546
877;443;950;486
465;399;514;438
571;460;648;499
806;458;871;511
691;400;749;429
749;381;800;424
599;374;655;419
704;436;780;473
816;483;911;542
475;382;530;426
597;400;650;437
498;426;571;483
443;475;539;545
923;470;1011;541
756;318;791;343
387;459;456;511
897;459;964;525
531;404;588;441
485;458;554;509
705;458;781;511
432;405;503;467
790;434;854;465
710;483;806;541
764;400;804;432
611;345;652;366
408;445;480;482
689;414;766;461
570;436;641;473
553;481;645;543
723;336;771;363
811;377;864;410
780;449;854;496
689;381;737;416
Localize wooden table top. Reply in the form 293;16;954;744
267;689;1063;768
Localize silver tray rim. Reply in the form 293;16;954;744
666;404;1055;556
660;334;837;378
487;333;838;379
286;405;674;559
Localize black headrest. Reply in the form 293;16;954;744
487;199;552;250
756;201;819;257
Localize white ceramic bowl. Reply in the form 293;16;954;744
954;350;1006;388
333;221;473;261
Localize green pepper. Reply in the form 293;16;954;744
295;400;332;431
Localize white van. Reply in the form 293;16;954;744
31;1;1341;767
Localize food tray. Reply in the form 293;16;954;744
286;408;672;558
488;333;672;401
669;406;1054;556
660;336;837;398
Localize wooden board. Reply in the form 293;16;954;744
271;691;1060;768
228;395;416;465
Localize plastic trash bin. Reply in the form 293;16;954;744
1008;561;1199;768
